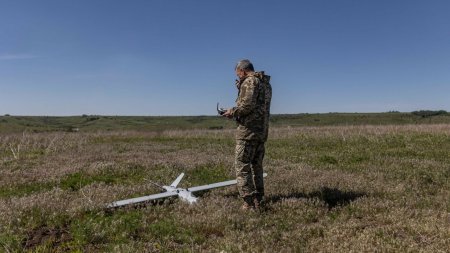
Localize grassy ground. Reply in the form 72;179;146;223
1;112;450;133
0;123;449;252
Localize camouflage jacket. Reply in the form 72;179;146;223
231;71;272;142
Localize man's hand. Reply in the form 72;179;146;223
222;108;233;119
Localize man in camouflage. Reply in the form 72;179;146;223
223;59;272;210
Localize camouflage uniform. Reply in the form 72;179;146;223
230;71;272;201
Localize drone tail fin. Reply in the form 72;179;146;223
170;173;185;187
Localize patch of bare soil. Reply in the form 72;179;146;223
22;225;72;250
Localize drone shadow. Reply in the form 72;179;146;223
266;187;366;209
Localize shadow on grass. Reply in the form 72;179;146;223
267;187;366;209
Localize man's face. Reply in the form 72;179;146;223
235;68;245;79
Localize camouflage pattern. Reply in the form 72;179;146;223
235;140;265;198
231;71;272;142
232;71;272;198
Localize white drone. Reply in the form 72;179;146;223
108;172;267;208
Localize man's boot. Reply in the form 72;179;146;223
254;194;264;210
241;196;255;210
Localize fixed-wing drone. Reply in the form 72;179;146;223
108;172;267;208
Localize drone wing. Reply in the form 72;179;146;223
188;173;268;192
188;179;237;192
170;173;185;187
107;191;178;208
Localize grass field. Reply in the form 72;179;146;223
0;114;449;252
1;111;450;133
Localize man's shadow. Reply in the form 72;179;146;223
266;187;366;209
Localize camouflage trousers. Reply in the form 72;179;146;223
234;140;266;198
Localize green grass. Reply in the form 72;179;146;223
0;162;232;199
0;182;54;198
59;164;150;191
0;164;150;198
1;112;450;133
185;164;230;186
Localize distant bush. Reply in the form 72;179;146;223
4;114;10;116
85;116;100;121
412;110;448;118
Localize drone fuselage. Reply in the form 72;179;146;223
163;185;198;204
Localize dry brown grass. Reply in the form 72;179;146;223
0;124;449;252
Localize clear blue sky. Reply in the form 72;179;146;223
1;0;449;116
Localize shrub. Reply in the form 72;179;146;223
411;110;447;118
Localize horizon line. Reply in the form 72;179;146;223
2;110;447;117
